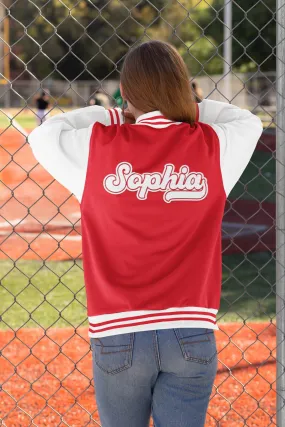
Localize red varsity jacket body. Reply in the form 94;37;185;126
29;101;263;337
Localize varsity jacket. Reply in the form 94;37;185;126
28;100;263;338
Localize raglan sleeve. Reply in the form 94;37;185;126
28;106;123;202
198;99;263;197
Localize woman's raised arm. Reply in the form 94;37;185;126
28;106;123;202
198;99;263;196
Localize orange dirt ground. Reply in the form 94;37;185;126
0;322;277;426
0;128;81;261
0;128;278;426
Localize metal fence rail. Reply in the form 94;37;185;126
0;72;278;108
276;0;285;425
0;0;283;425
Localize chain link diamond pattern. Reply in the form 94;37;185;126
0;0;282;426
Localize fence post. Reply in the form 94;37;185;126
276;0;285;425
223;0;232;101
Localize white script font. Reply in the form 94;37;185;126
103;162;208;203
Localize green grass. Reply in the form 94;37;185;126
0;259;87;331
219;252;275;323
0;252;275;331
230;150;275;203
0;114;37;130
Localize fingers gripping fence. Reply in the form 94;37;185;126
0;0;284;425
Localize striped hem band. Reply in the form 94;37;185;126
88;307;218;338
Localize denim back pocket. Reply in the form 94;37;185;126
91;333;135;375
174;328;217;365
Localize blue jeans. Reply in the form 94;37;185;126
91;328;218;427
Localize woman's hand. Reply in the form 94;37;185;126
123;108;135;124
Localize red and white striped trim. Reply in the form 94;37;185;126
136;110;182;129
136;122;182;129
107;108;123;125
137;114;169;123
88;306;219;337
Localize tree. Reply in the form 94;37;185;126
10;0;169;81
137;0;221;76
9;0;275;84
199;0;276;72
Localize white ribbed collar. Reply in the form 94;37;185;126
135;111;181;128
136;110;166;123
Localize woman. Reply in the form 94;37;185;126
29;41;263;427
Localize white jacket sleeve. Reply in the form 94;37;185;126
198;100;263;196
28;106;123;202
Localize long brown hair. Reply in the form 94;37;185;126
120;41;196;125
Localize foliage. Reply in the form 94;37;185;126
202;0;276;73
8;0;276;81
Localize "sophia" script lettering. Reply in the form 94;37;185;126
103;162;208;203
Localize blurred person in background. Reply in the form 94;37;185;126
88;98;96;106
89;91;111;109
113;86;124;107
29;41;262;427
35;90;50;125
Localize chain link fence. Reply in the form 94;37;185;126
0;0;284;425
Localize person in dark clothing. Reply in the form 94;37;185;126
35;91;50;125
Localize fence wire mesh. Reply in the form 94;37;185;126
0;0;284;426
